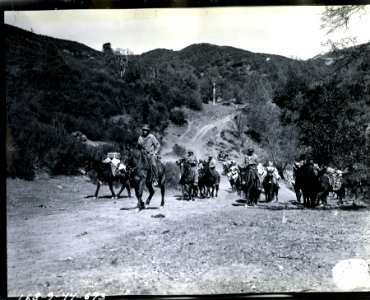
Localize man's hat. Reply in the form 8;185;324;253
141;124;151;131
247;148;254;152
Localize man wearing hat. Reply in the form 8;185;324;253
186;150;199;185
138;124;161;186
244;148;262;190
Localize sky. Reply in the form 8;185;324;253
4;6;370;60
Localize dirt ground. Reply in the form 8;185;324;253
6;173;370;297
7;103;370;297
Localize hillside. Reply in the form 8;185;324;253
5;24;370;189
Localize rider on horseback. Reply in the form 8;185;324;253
207;155;218;179
244;148;262;190
138;124;161;186
186;150;199;185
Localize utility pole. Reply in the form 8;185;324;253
212;81;216;105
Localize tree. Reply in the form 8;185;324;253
320;6;370;68
320;6;367;35
103;42;132;78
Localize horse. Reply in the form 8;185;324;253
126;147;165;211
238;165;261;206
262;170;279;202
316;171;332;206
293;163;312;207
201;160;220;198
176;158;197;201
294;163;327;208
227;167;239;193
85;158;131;199
197;163;207;198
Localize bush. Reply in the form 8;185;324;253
169;108;187;126
164;162;181;190
172;144;186;157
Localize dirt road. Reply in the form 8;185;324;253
6;173;370;296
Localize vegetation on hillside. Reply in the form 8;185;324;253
5;23;370;200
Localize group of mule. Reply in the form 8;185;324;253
84;147;362;211
176;158;220;201
176;158;279;206
292;162;366;208
223;163;279;206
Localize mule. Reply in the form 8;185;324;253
294;163;329;208
201;160;220;198
316;171;332;206
263;171;279;202
293;163;312;207
197;164;206;198
85;159;131;199
126;147;165;211
238;166;261;206
177;158;197;201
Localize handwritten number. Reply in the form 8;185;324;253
33;293;41;300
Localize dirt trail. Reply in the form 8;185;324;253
190;114;234;144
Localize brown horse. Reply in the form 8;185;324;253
176;158;197;201
201;160;220;198
126;147;165;211
238;166;260;206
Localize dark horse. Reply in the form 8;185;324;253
126;147;165;211
294;163;331;208
201;160;220;198
263;171;279;202
176;158;197;201
85;159;131;199
293;163;313;206
238;166;261;206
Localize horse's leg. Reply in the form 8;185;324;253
108;182;116;199
160;183;165;208
127;180;132;198
121;178;131;198
206;186;211;198
145;181;155;207
135;179;145;211
294;185;301;203
181;185;185;200
116;178;126;198
215;185;219;198
244;186;251;206
275;186;279;202
94;181;101;198
264;187;269;202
